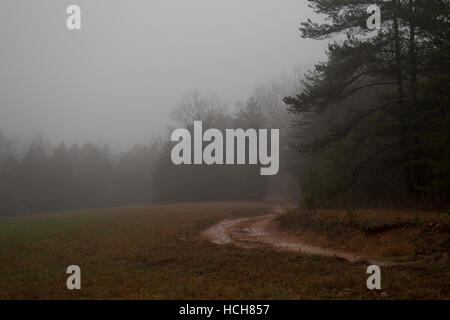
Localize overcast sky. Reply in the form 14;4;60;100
0;0;327;149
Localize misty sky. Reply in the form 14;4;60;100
0;0;327;149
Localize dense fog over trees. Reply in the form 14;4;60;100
0;1;448;217
284;0;450;209
0;1;324;147
0;72;301;217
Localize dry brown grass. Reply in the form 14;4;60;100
0;202;448;299
277;207;450;260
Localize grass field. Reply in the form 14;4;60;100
0;202;449;299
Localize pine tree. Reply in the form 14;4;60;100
285;0;450;205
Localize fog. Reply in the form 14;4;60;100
0;0;326;149
1;0;448;301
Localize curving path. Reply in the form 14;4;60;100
202;207;393;266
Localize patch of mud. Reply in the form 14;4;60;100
202;209;394;266
202;218;249;245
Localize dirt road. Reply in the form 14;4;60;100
202;207;393;266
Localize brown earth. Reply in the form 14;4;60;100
201;207;394;266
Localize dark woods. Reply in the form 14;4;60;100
284;0;450;209
0;85;298;217
0;133;157;217
1;0;448;217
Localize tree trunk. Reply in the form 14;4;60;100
393;0;413;198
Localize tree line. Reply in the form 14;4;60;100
284;0;449;209
0;133;157;217
2;0;448;216
0;74;300;217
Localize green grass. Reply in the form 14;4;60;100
0;202;448;299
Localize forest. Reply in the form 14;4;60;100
0;0;449;217
0;84;298;217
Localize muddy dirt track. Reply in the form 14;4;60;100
202;207;393;266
